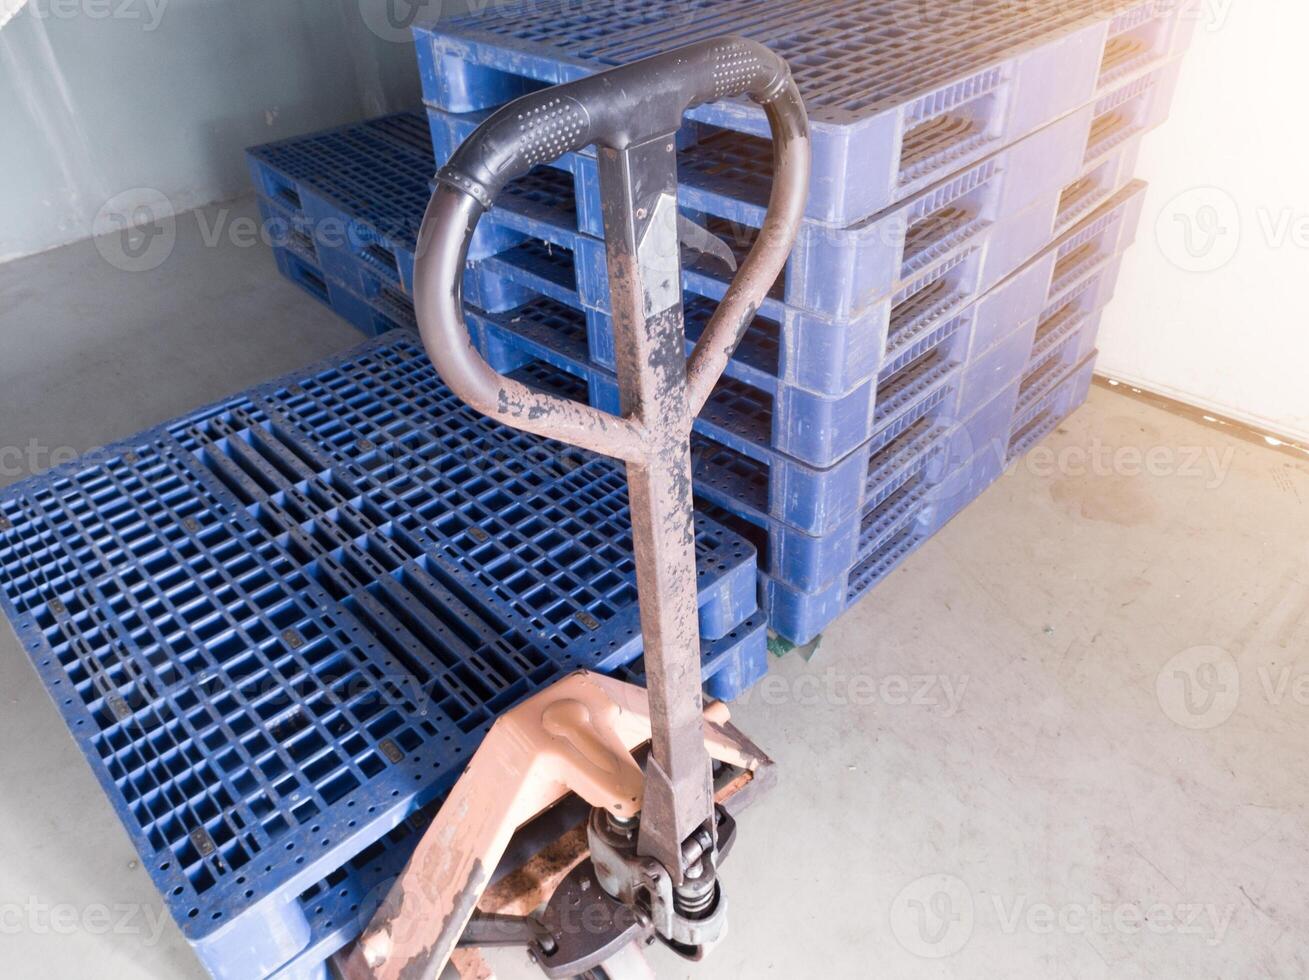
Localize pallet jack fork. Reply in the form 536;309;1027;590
343;37;809;980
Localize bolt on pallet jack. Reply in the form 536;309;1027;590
342;36;809;980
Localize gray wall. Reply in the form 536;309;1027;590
1;0;435;261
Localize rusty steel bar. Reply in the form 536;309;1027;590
358;33;809;980
684;78;810;416
595;134;715;878
413;187;647;461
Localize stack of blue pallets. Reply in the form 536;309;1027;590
0;334;767;979
249;0;1193;644
0;5;1200;980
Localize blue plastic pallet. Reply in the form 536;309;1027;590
457;134;1150;412
0;332;767;980
942;245;1121;492
432;98;1090;320
951;306;1107;476
468;243;1122;598
1008;350;1100;459
748;350;1100;643
246;111;428;236
261;163;956;475
735;262;1121;593
464;171;1144;471
492;280;971;475
468;289;964;521
247;113;434;297
462;183;1143;534
454;128;1140;340
584;190;1130;473
701;467;938;637
267;176;1140;543
957;251;1123;428
255;195;321;268
463;295;952;588
255;191;417;340
415;0;1194;224
1014;317;1103;431
247;104;1151;410
270;241;410;339
430;55;1181;321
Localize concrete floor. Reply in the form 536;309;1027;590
3;197;1308;979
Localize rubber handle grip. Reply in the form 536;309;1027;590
415;36;810;462
437;35;792;209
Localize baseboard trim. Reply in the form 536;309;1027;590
1092;373;1309;463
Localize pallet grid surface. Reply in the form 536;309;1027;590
0;332;766;979
417;0;1195;221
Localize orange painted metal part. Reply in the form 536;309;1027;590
449;950;494;980
341;672;767;980
330;764;768;980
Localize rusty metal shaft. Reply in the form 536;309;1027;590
374;31;810;980
598;134;715;871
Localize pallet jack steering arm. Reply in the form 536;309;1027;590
348;36;809;980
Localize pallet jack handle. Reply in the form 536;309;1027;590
413;34;809;458
357;35;808;980
415;33;807;877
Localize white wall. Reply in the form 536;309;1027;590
0;0;428;261
1097;0;1309;442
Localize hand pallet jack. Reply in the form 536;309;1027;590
341;36;809;980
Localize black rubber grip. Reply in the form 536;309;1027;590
437;35;792;206
413;36;810;459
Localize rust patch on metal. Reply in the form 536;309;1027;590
479;824;590;917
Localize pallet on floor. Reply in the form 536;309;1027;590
0;332;766;980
